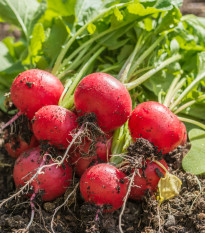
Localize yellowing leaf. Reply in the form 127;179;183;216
157;173;182;204
87;23;96;34
127;3;160;16
114;7;123;21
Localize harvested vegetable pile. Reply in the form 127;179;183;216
0;0;205;233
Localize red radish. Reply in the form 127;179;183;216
74;73;132;132
129;159;168;200
32;105;78;149
180;122;187;146
80;163;128;212
70;136;112;176
4;115;38;159
128;101;185;154
13;146;72;201
10;69;64;119
5;134;38;159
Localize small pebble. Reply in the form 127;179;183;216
165;215;176;228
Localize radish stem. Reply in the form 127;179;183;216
178;116;205;130
125;54;182;90
174;94;205;114
52;2;128;75
0;111;23;131
169;71;205;111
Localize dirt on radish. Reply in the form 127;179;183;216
0;113;204;233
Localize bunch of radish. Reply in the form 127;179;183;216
1;68;186;230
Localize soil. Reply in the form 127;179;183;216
0;1;205;232
0;112;205;233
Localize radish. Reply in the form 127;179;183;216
13;146;72;201
129;159;168;200
10;69;64;120
74;73;132;132
180;122;187;146
70;136;112;176
4;133;38;159
4;116;38;159
32;105;78;149
80;163;128;212
128;101;185;154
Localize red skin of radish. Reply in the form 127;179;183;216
74;73;132;132
180;122;187;146
128;101;185;154
80;163;128;212
13;147;72;201
32;105;78;149
5;134;38;159
70;137;112;177
11;69;64;119
129;159;168;200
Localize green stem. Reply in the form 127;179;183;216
100;64;121;73
178;116;205;130
119;34;144;83
163;74;181;107
111;125;125;155
174;94;205;115
124;54;182;90
158;91;164;104
132;66;154;78
61;94;74;109
166;77;186;107
169;71;205;111
60;46;105;109
58;45;91;80
58;22;134;74
58;79;73;106
127;35;164;81
60;43;102;81
52;2;128;75
122;131;132;152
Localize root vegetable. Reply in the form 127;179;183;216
13;146;72;201
128;101;185;154
80;163;128;212
32;105;78;149
11;69;64;119
129;159;168;200
5;134;38;159
70;136;112;176
74;73;132;132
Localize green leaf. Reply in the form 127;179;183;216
154;0;183;10
181;103;205;121
0;0;47;38
74;0;126;27
182;128;205;175
197;51;205;77
30;23;45;56
182;15;205;48
43;17;68;62
0;41;14;72
47;0;76;16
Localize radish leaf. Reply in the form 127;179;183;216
182;128;205;175
0;0;47;38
